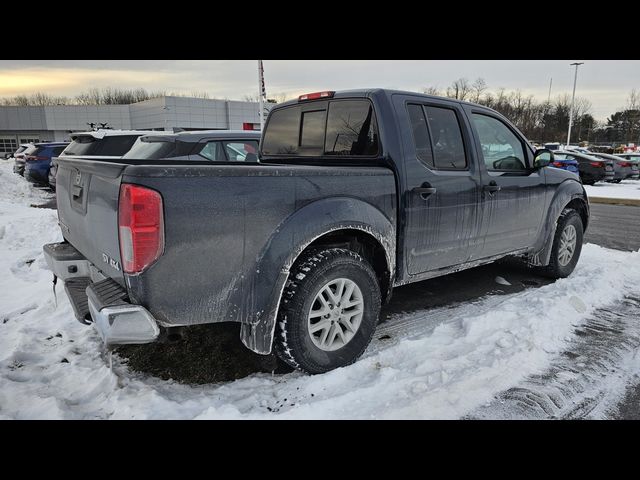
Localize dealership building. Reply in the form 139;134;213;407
0;96;269;156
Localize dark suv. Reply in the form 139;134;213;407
122;130;261;162
49;130;148;190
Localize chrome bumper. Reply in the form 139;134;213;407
43;242;160;346
88;298;160;346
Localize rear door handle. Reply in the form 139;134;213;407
483;181;501;193
413;183;437;199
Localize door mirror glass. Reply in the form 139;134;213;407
534;148;554;169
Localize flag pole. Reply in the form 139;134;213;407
258;60;265;131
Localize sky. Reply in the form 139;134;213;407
0;60;638;121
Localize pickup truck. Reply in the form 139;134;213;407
43;89;589;374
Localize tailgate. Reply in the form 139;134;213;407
56;158;127;286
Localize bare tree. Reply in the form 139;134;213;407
423;86;441;96
470;78;487;103
446;78;471;101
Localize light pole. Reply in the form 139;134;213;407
566;62;584;148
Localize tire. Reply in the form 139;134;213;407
274;248;381;374
539;209;583;279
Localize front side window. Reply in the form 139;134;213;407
472;114;527;171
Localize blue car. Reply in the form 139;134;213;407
24;142;69;185
549;154;579;174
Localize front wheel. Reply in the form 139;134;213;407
274;248;381;374
539;209;584;279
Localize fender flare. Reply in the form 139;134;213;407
531;180;588;266
239;196;395;354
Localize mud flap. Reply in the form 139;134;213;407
52;274;58;308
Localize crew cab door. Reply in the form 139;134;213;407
464;107;547;259
395;96;483;274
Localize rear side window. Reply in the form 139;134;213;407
223;140;259;161
426;107;467;170
123;139;177;159
261;99;379;157
194;141;226;161
406;104;467;170
407;104;434;167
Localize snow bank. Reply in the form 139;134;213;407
585;179;640;200
1;161;639;419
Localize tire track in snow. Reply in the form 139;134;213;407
468;295;640;419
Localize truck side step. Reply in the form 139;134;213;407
64;277;92;324
87;277;129;311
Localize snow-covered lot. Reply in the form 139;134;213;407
584;179;640;200
1;160;640;419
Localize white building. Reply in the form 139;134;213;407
0;96;269;156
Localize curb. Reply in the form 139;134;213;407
589;197;640;207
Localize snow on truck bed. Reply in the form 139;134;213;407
1;160;640;419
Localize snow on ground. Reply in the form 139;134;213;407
1;160;640;419
584;179;640;200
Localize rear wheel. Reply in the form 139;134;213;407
274;248;381;374
539;209;583;279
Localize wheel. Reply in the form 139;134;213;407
539;209;583;279
274;248;381;374
613;179;622;183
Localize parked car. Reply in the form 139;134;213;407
5;143;30;161
43;89;588;374
23;142;69;185
13;144;39;175
589;152;639;182
122;130;261;162
615;153;640;179
48;130;149;191
547;154;579;174
554;150;614;185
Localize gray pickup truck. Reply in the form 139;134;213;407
43;89;589;374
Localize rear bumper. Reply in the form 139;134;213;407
43;241;160;346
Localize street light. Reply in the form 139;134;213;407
566;62;584;148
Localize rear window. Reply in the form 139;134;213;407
62;135;141;157
261;99;379;157
123;139;177;160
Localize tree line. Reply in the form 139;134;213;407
425;78;639;145
0;88;215;107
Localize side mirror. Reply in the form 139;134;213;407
533;148;554;169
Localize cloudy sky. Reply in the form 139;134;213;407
1;60;638;120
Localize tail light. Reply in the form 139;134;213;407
552;161;565;167
298;91;335;101
118;184;164;274
619;161;632;167
590;161;604;168
25;155;47;161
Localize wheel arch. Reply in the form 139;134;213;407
239;196;395;355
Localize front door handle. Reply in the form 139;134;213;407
483;181;501;194
413;182;437;200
